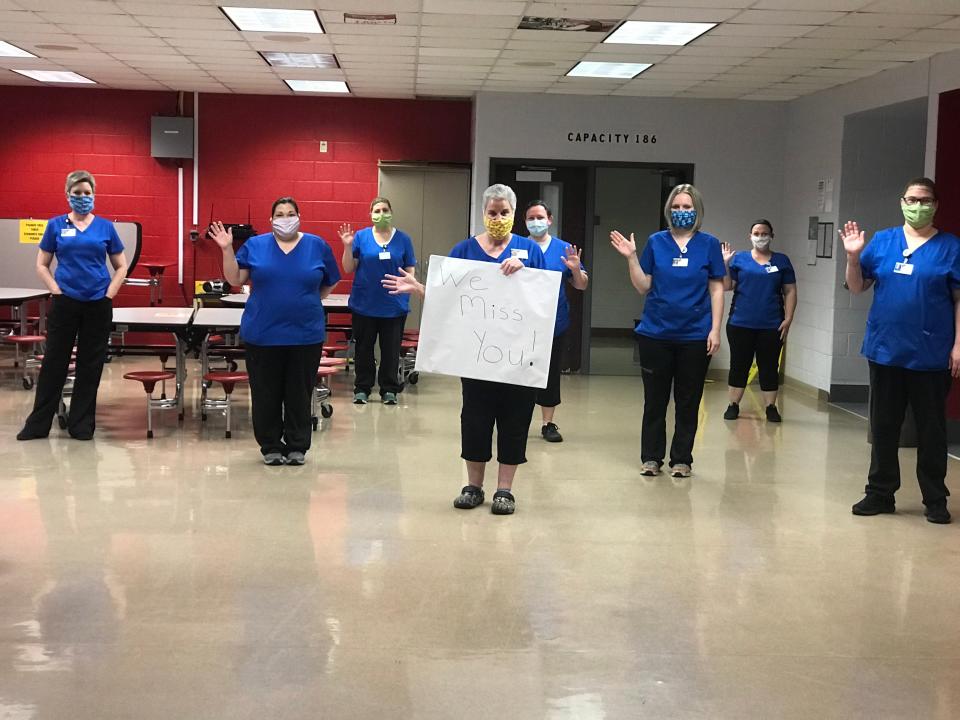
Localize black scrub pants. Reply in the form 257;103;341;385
352;313;405;397
20;294;113;439
726;324;782;391
536;333;565;408
866;361;951;508
461;378;537;465
244;342;323;456
637;334;712;468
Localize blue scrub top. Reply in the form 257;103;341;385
39;214;124;301
534;236;584;337
449;234;546;269
860;226;960;371
636;230;726;341
728;250;796;330
236;232;341;346
348;227;417;318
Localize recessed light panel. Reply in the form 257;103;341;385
604;21;716;46
221;7;323;34
567;61;652;79
261;52;338;68
0;40;35;58
284;79;349;93
12;69;95;83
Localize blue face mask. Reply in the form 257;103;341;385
526;219;549;237
671;209;696;229
69;195;94;215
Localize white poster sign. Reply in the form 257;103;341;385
415;255;561;388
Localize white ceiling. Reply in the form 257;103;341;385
0;0;958;100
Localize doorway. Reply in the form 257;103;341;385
490;159;693;375
378;163;471;328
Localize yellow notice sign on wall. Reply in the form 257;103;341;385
19;219;46;244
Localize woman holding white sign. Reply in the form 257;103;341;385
524;200;588;443
383;184;545;515
610;183;725;479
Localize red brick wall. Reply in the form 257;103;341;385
194;93;472;291
0;86;472;305
0;86;187;306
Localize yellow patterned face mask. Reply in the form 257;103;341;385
483;214;514;239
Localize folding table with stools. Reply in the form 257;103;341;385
3;333;45;388
0;287;50;337
312;359;346;430
111;306;196;420
125;261;175;306
123;370;177;438
399;338;419;386
193;307;248;437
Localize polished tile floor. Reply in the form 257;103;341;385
1;357;958;719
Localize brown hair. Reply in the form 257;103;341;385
65;169;95;194
903;177;937;200
370;196;392;211
271;196;299;216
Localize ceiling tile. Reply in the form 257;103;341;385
861;0;960;11
732;10;847;25
627;6;740;22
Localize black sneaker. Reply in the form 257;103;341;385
541;422;563;443
766;404;782;423
491;489;516;515
924;504;952;524
723;403;739;420
453;485;484;509
851;495;895;516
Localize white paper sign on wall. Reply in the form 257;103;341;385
415;255;561;388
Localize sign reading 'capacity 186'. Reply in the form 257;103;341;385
567;132;658;144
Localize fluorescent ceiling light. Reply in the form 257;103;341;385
0;40;35;58
604;21;715;46
567;61;651;79
12;69;95;84
285;79;349;93
221;6;323;34
260;51;338;68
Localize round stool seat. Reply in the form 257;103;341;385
319;357;347;367
4;335;45;345
316;365;340;378
400;340;418;350
124;370;176;394
204;371;249;394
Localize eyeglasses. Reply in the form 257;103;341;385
902;196;936;206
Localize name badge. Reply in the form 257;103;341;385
672;257;689;267
893;262;914;276
511;249;529;260
765;265;779;274
61;228;76;237
378;251;391;260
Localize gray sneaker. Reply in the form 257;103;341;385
382;392;398;405
640;461;661;476
263;452;285;466
286;451;305;466
670;463;692;478
353;391;368;405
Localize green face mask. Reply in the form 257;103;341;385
372;212;392;229
901;201;936;229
